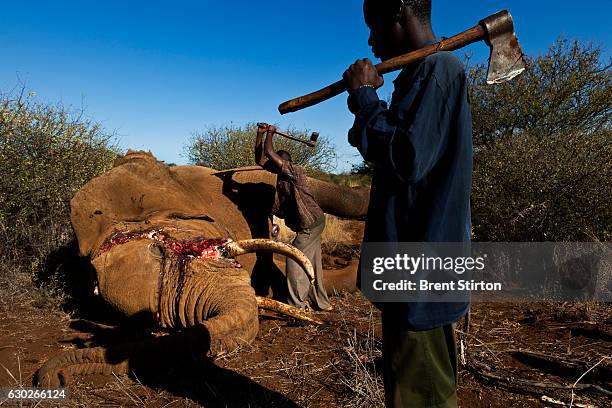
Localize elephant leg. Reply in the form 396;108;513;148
35;346;132;387
35;332;210;387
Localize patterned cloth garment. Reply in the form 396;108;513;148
275;160;324;232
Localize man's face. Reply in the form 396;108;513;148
363;0;407;61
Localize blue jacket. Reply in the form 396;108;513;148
348;51;473;330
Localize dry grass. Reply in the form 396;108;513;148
64;375;195;408
321;216;354;251
273;214;357;250
335;298;384;408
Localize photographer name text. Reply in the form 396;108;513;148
372;279;502;291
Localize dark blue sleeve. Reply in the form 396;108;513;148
347;68;454;183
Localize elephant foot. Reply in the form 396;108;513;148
35;333;204;387
35;346;131;387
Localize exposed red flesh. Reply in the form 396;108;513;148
97;229;231;260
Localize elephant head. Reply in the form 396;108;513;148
36;150;369;386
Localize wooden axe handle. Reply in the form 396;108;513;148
278;25;485;114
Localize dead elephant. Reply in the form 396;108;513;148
36;150;369;386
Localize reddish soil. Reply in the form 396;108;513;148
1;288;610;407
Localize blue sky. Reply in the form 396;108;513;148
1;1;609;172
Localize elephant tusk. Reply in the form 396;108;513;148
256;296;323;325
221;239;315;284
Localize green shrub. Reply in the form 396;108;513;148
0;90;118;282
472;130;610;241
469;39;611;241
185;123;337;172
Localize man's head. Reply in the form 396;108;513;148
363;0;433;61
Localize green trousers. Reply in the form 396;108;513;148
382;320;458;408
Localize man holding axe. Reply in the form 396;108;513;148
345;1;472;407
255;123;332;312
277;0;525;405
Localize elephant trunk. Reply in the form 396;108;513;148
156;236;319;352
157;258;259;355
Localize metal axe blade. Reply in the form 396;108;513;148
480;10;527;84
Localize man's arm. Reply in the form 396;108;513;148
344;59;455;183
254;124;267;166
263;126;284;170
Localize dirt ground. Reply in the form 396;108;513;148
1;219;610;407
1;287;610;407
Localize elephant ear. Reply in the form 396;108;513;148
206;167;280;219
70;150;213;256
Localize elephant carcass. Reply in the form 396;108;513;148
37;150;345;386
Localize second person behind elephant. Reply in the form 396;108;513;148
255;124;332;311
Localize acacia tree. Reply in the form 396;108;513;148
185;123;337;173
469;39;611;241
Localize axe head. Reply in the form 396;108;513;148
303;132;319;147
480;10;526;84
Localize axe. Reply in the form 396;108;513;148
257;122;319;147
278;9;526;115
